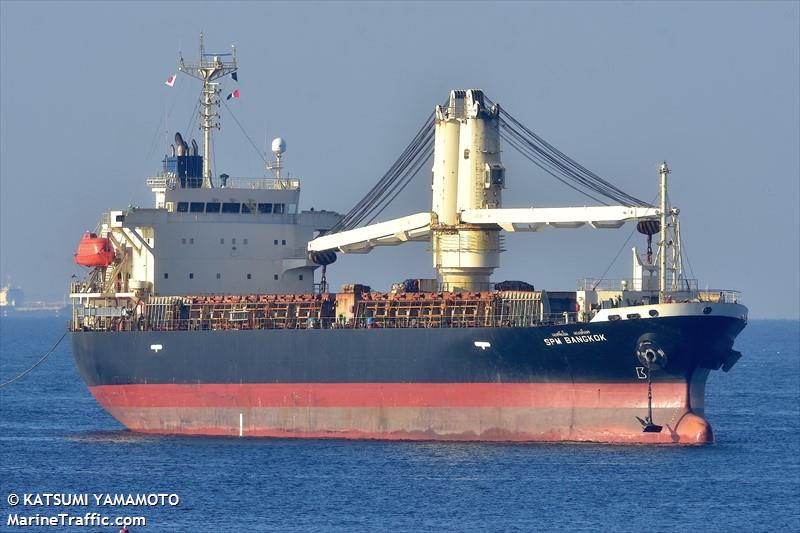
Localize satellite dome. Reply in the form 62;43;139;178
272;137;286;155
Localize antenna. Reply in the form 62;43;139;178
178;32;237;188
658;162;669;302
267;137;287;188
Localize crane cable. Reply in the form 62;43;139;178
0;330;67;389
335;115;433;230
332;111;435;232
331;94;651;234
497;107;651;207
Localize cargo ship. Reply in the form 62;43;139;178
69;37;747;444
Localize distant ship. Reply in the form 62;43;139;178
0;285;24;309
69;36;747;444
1;285;66;317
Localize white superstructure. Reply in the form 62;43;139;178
101;176;340;296
70;37;342;305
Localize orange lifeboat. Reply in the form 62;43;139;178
74;232;115;267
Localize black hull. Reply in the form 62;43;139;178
71;313;746;444
73;315;743;385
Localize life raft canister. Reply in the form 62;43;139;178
74;232;115;267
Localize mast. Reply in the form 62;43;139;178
179;33;237;188
658;161;669;302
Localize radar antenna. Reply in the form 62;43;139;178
179;32;237;188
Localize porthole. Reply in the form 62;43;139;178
608;314;621;321
703;306;712;315
626;313;641;320
648;309;659;317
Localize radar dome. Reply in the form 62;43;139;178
272;137;286;155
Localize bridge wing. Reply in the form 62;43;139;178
307;212;432;253
461;206;658;232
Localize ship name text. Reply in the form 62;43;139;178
544;333;607;346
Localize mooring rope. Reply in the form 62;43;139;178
0;330;68;388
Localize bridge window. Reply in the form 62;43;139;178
243;238;248;245
220;238;224;244
273;203;285;214
222;202;240;213
282;239;286;245
189;238;194;244
190;202;204;213
205;202;221;213
189;273;194;279
241;202;253;214
177;202;189;212
258;203;272;214
299;274;304;281
274;239;278;245
182;238;186;244
273;274;279;280
164;273;169;279
216;273;221;279
247;273;252;280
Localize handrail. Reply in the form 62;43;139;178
146;175;300;191
70;312;582;333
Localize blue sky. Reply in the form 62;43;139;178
1;1;798;318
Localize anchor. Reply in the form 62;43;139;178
636;368;663;433
635;336;666;433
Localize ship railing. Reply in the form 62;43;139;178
146;174;300;190
71;312;583;332
213;177;300;190
578;278;701;292
576;278;742;305
694;290;742;304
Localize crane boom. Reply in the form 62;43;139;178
308;212;431;253
461;206;658;231
307;206;658;253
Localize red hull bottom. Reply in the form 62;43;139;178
90;382;713;445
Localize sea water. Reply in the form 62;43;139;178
1;317;798;532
